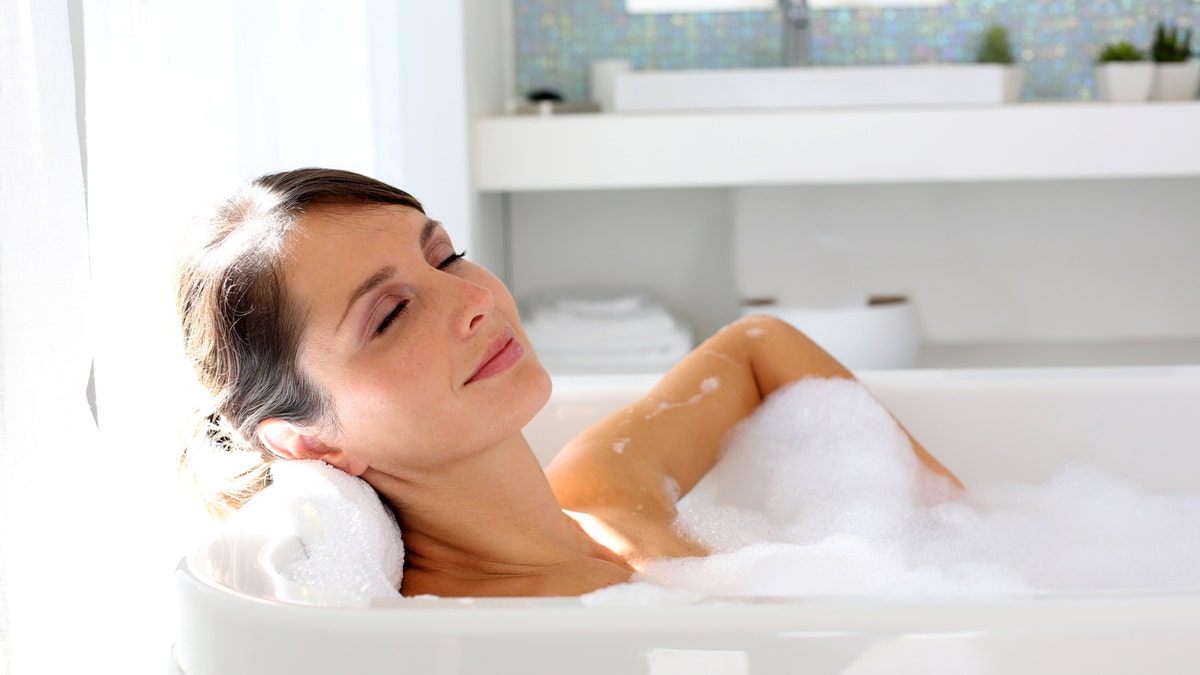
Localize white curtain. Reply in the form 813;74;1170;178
0;0;417;670
82;1;413;669
0;0;100;671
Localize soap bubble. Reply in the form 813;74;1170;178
634;378;1200;598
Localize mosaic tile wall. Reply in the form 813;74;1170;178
514;0;1199;101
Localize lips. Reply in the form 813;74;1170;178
466;327;524;384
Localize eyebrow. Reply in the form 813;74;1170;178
337;218;441;331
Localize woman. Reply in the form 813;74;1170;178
176;168;959;598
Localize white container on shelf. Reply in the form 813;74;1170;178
589;59;633;112
1001;65;1025;103
1094;62;1155;102
742;298;920;370
1151;61;1200;101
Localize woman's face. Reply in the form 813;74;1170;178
282;204;551;474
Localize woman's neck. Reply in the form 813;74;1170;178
362;433;632;596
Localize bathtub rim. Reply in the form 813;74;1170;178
177;554;1200;633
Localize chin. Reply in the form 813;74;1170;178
502;320;552;425
522;352;554;419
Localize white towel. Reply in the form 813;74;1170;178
219;459;404;607
534;332;694;372
553;294;644;316
527;308;681;348
523;291;693;372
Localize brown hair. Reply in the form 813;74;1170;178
175;168;424;519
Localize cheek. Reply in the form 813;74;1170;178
336;366;437;424
320;357;423;426
330;383;440;462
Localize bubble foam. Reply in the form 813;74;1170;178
634;377;1200;598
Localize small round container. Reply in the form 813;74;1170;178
743;298;920;370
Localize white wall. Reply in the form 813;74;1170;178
734;179;1200;343
462;0;513;279
508;178;1200;347
391;3;471;247
509;187;740;338
393;0;510;278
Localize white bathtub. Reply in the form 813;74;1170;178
174;366;1200;675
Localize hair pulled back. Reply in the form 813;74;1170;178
175;168;423;519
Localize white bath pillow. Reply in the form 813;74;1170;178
220;459;404;607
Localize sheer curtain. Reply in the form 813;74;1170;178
0;0;100;671
82;1;410;668
0;0;418;670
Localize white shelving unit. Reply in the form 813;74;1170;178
474;102;1200;191
475;101;1200;369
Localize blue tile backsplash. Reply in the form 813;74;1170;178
514;0;1199;102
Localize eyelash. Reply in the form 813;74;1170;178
373;250;467;337
438;250;467;269
374;301;408;336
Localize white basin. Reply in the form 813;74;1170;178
612;64;1023;112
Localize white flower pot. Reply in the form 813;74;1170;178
1094;62;1155;102
1151;61;1200;101
1002;65;1025;103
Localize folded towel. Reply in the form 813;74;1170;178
219;459;404;607
523;291;693;373
526;308;681;348
553;294;644;316
534;331;694;372
529;327;688;355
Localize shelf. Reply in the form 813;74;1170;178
536;339;1200;379
916;339;1200;370
473;102;1200;191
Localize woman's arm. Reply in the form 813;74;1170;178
546;315;960;516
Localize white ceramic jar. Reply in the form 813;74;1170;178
1094;62;1156;102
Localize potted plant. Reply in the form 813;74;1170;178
1094;40;1154;102
1151;22;1198;101
976;24;1024;103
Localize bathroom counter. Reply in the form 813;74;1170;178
474;102;1200;191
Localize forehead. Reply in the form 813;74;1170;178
282;204;427;312
291;203;424;243
286;203;429;265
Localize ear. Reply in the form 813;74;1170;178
257;418;370;476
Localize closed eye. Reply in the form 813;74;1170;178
373;251;464;337
438;250;467;270
374;300;408;336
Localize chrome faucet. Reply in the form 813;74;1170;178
778;0;812;67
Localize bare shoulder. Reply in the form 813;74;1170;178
544;316;784;540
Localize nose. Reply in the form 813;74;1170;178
451;275;494;339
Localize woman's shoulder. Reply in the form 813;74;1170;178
552;450;707;566
545;429;665;513
544;316;772;517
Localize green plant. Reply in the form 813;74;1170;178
1152;22;1194;63
977;25;1015;64
1097;40;1146;63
